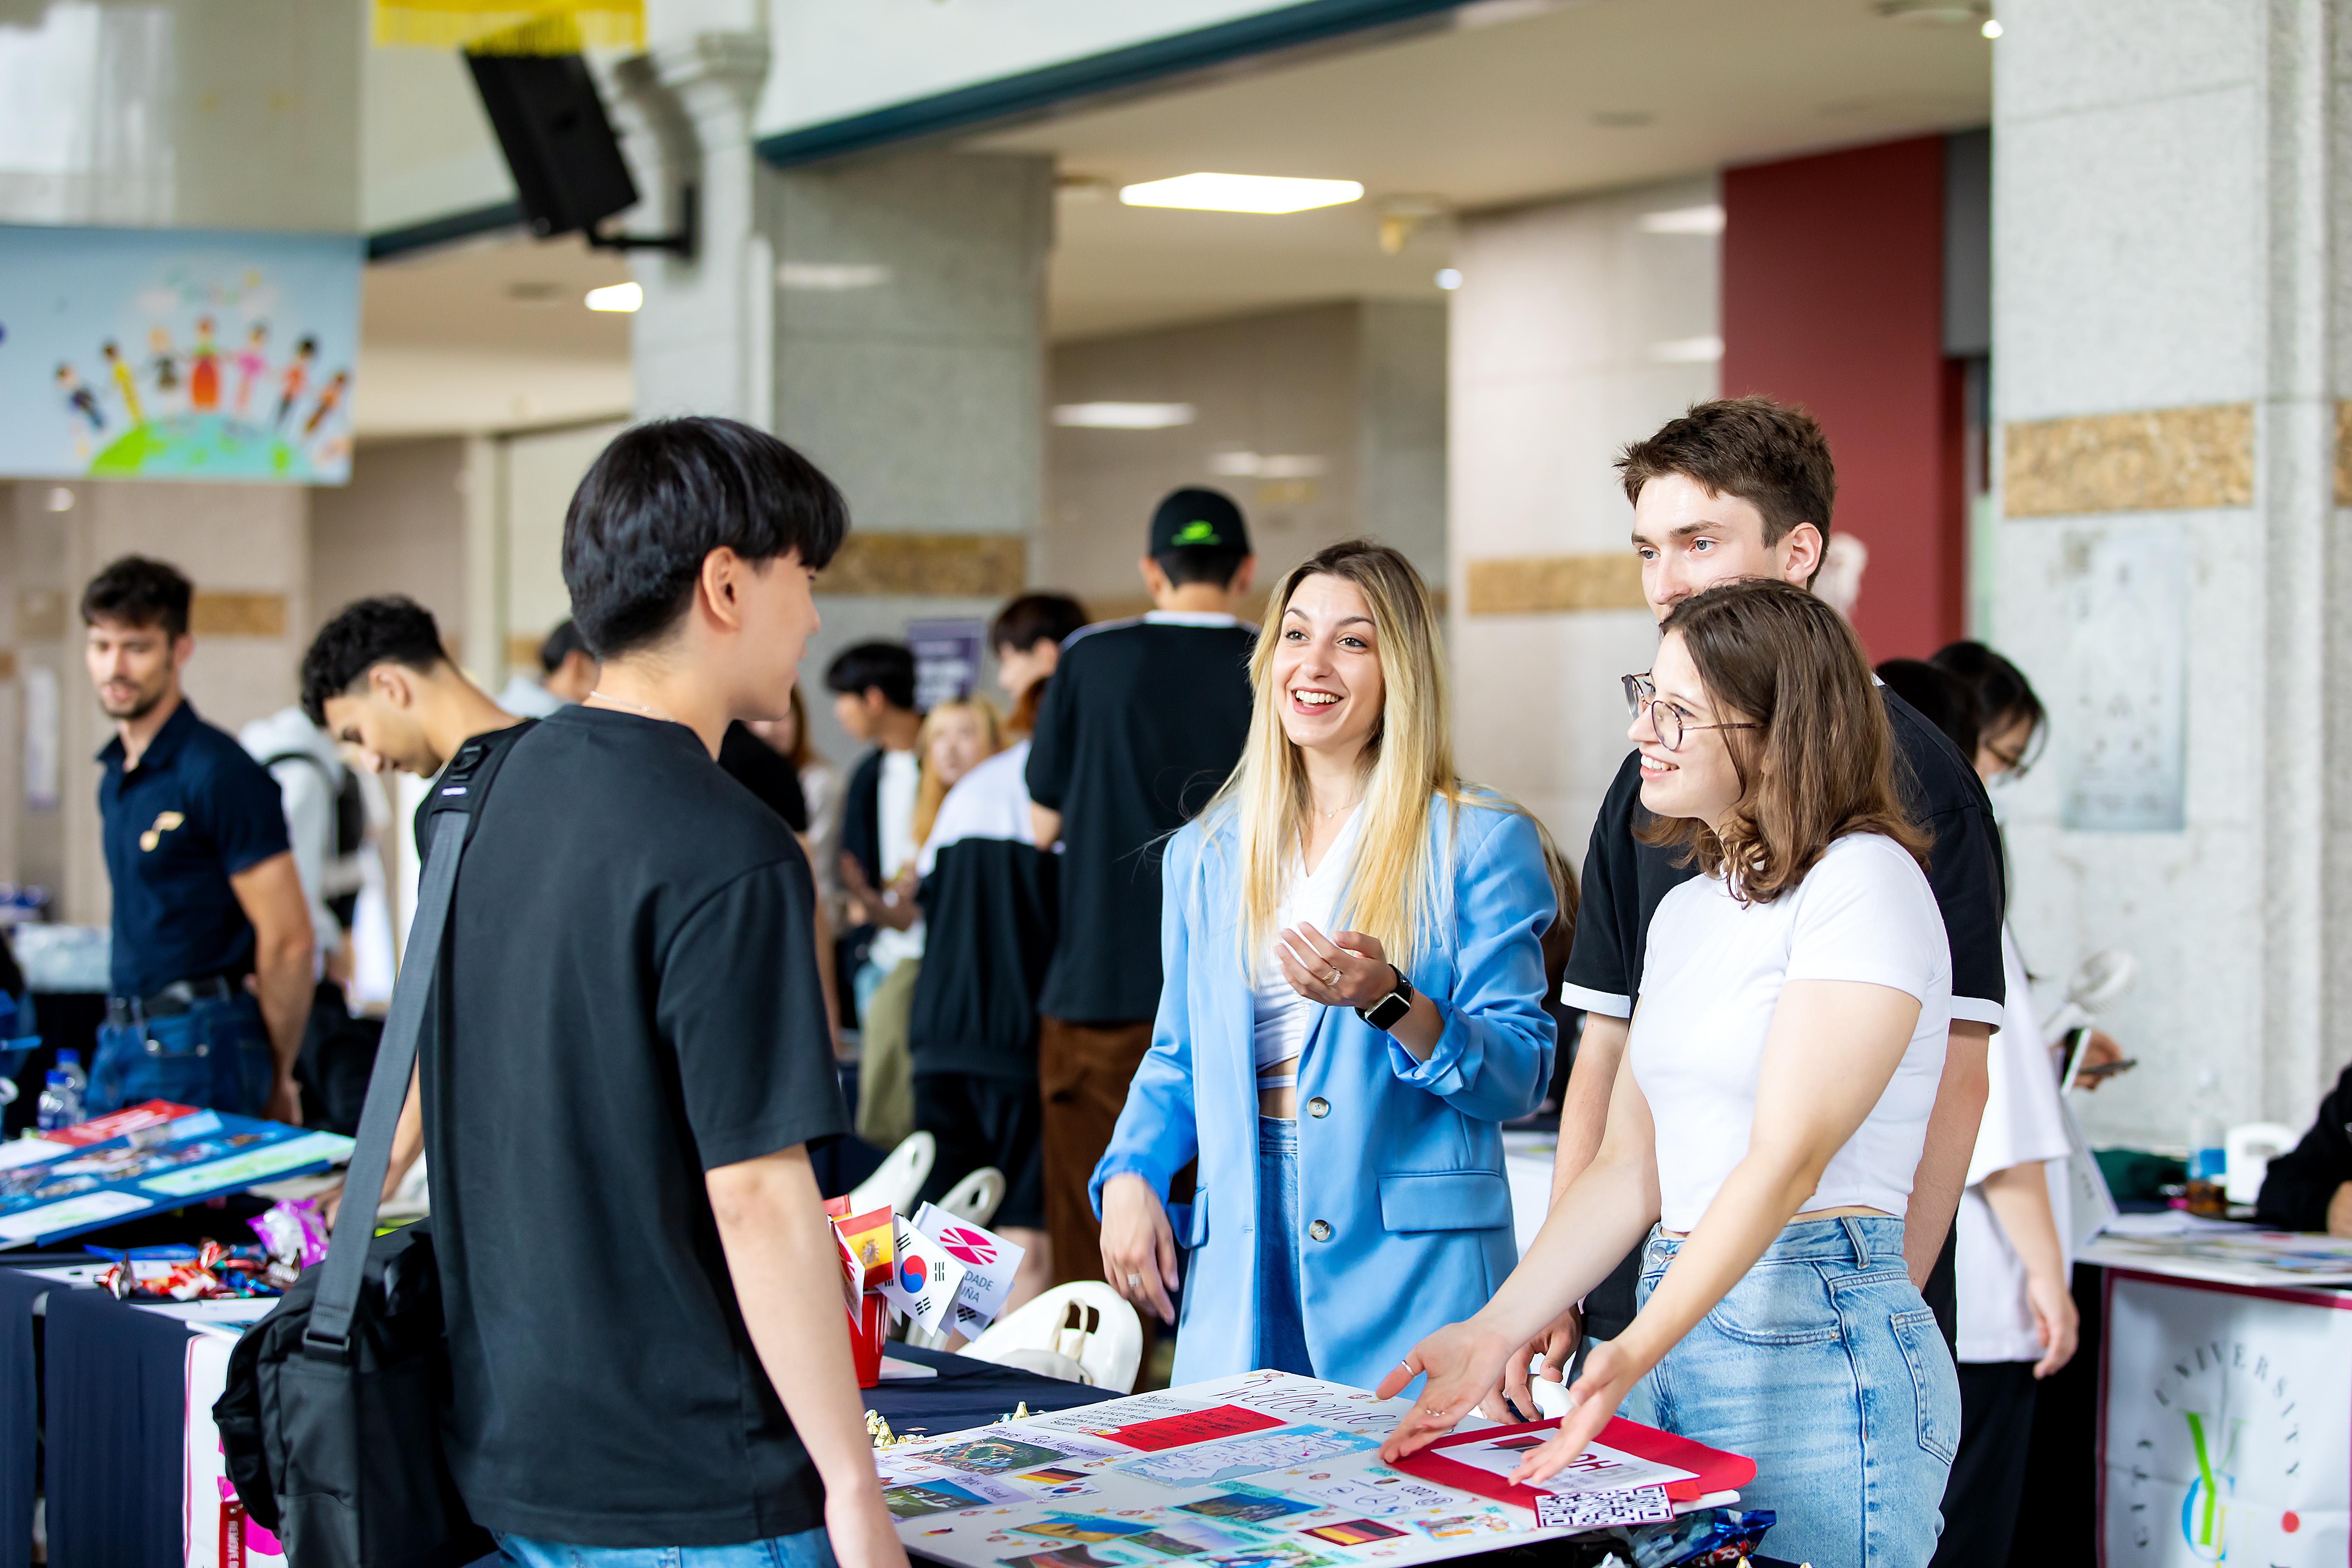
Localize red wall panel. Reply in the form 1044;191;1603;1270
1721;135;1963;660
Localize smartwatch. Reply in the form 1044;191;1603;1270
1356;965;1415;1032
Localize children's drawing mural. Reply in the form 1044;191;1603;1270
0;225;362;484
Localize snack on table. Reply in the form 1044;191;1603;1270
249;1196;330;1267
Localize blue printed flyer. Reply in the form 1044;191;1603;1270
0;1099;352;1248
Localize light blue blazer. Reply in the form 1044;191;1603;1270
1090;795;1556;1391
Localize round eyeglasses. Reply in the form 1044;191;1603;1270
1622;672;1760;754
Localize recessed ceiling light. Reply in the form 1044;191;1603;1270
1640;204;1726;236
778;261;889;290
1651;335;1724;364
1119;174;1364;214
1982;17;2003;36
1435;269;1463;290
584;281;642;313
1052;402;1196;429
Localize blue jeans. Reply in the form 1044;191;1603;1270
497;1525;838;1568
1623;1216;1958;1568
90;990;272;1115
1256;1116;1314;1376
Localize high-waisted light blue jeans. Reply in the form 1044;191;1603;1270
1256;1115;1315;1376
1622;1215;1958;1568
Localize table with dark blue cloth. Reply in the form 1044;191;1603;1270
862;1342;1119;1438
0;1266;56;1568
46;1286;198;1567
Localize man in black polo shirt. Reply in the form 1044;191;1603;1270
81;556;314;1121
1025;487;1258;1292
418;417;901;1568
1512;399;2003;1409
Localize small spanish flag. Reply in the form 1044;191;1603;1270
830;1205;895;1293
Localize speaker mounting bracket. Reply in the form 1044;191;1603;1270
589;182;698;261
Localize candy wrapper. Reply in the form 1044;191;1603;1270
91;1240;288;1302
1618;1507;1776;1568
250;1197;330;1268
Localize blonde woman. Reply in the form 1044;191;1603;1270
856;695;1001;1148
1094;540;1556;1388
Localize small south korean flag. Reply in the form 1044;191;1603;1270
879;1214;969;1334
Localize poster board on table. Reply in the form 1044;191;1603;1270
0;1101;353;1248
2100;1269;2352;1566
878;1370;1748;1568
0;223;362;483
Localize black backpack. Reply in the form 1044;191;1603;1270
214;722;535;1568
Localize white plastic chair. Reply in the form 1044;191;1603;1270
934;1165;1005;1227
846;1131;935;1216
964;1282;1142;1393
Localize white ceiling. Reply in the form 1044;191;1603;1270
967;0;1993;339
355;0;1992;407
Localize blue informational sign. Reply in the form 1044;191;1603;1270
0;223;363;484
909;618;987;710
0;1101;354;1249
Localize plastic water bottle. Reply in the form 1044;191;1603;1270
53;1049;85;1098
35;1070;83;1133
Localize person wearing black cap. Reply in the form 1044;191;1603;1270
1026;487;1258;1300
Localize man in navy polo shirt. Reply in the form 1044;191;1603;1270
83;556;313;1121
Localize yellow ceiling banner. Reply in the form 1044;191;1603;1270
372;0;644;54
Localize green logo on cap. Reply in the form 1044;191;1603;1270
1173;519;1223;546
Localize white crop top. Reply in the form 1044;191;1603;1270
1250;811;1364;1085
1630;832;1952;1233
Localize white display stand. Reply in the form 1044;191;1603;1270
2099;1266;2352;1566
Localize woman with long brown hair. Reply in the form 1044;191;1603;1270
1380;578;1960;1568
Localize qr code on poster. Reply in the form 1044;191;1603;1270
1535;1485;1674;1530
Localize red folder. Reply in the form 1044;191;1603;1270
1388;1416;1755;1508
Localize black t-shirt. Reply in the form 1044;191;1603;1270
1025;616;1256;1022
420;706;849;1547
910;745;1057;1079
1561;685;2006;1023
718;720;810;832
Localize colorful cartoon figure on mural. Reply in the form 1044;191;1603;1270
188;317;220;412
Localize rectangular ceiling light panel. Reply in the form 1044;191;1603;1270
1052;402;1197;429
1119;173;1365;214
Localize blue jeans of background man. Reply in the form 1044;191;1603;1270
1255;1115;1314;1376
90;990;272;1115
497;1526;838;1568
1620;1215;1958;1568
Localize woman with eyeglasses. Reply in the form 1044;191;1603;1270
1092;539;1557;1390
1379;578;1959;1568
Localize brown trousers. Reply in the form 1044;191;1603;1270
1037;1015;1155;1302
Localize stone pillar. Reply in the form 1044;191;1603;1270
1445;176;1721;842
1990;0;2352;1142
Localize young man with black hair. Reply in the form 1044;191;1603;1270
81;555;314;1121
824;641;925;1018
302;595;518;781
414;416;901;1568
1509;397;2004;1414
990;591;1089;703
1024;486;1257;1292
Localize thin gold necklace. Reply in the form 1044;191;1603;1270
589;689;678;725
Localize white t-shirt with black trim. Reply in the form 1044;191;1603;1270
1631;831;1954;1232
1955;925;2075;1363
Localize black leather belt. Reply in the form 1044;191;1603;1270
105;974;235;1027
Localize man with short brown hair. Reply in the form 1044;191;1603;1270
1517;396;2003;1408
83;554;314;1120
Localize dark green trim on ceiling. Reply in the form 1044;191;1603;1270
755;0;1470;168
366;200;526;261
